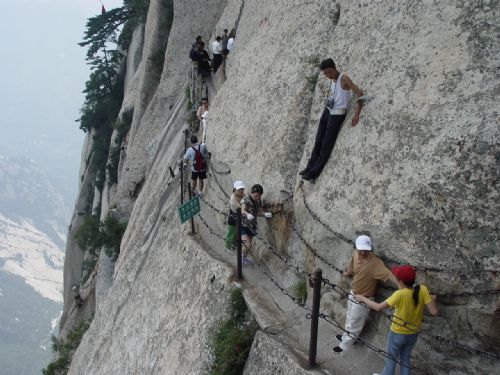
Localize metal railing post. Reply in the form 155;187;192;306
180;160;184;204
309;268;322;367
236;208;243;280
187;182;196;234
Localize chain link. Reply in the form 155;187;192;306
254;259;311;310
209;171;231;200
279;190;294;206
299;182;354;245
299;182;498;275
245;225;313;278
320;278;500;359
292;221;344;274
200;189;500;299
190;165;500;360
199;195;228;217
208;160;231;175
198;213;226;242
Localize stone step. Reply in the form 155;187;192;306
242;285;290;334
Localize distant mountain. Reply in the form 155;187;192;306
0;154;69;375
0;154;70;248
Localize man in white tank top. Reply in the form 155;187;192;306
300;58;364;181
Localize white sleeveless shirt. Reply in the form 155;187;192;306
328;72;350;112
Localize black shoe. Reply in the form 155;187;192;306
299;168;309;176
336;334;343;342
302;174;315;182
333;346;343;353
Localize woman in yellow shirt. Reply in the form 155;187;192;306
355;265;438;375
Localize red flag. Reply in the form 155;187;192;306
101;5;106;14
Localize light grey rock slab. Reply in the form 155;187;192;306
243;286;289;334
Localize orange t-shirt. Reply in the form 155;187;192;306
346;252;391;296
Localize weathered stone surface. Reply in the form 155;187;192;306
64;0;499;374
115;0;227;218
60;150;96;329
243;286;288;333
243;331;331;375
68;221;233;374
207;0;499;372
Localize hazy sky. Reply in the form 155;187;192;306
0;0;124;203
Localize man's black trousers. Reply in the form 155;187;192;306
212;54;223;73
304;108;346;179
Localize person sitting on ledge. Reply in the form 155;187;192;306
300;58;364;181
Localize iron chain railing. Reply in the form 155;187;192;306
298;182;499;275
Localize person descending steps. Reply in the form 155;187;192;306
184;135;208;197
300;58;364;181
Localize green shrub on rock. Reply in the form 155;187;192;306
42;319;92;375
207;288;258;375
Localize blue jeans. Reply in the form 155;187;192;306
381;331;418;375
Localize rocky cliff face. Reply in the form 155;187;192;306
63;1;499;374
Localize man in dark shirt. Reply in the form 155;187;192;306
221;29;229;56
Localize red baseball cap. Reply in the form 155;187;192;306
391;265;416;282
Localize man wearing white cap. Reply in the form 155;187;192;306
333;235;398;353
224;181;245;249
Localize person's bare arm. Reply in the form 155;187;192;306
387;272;399;288
355;295;389;311
426;295;438;316
343;257;354;277
342;75;364;126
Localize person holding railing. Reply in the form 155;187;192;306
240;184;273;264
225;181;245;249
333;235;398;353
355;265;438;375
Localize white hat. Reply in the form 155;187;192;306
233;180;245;190
355;235;372;251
